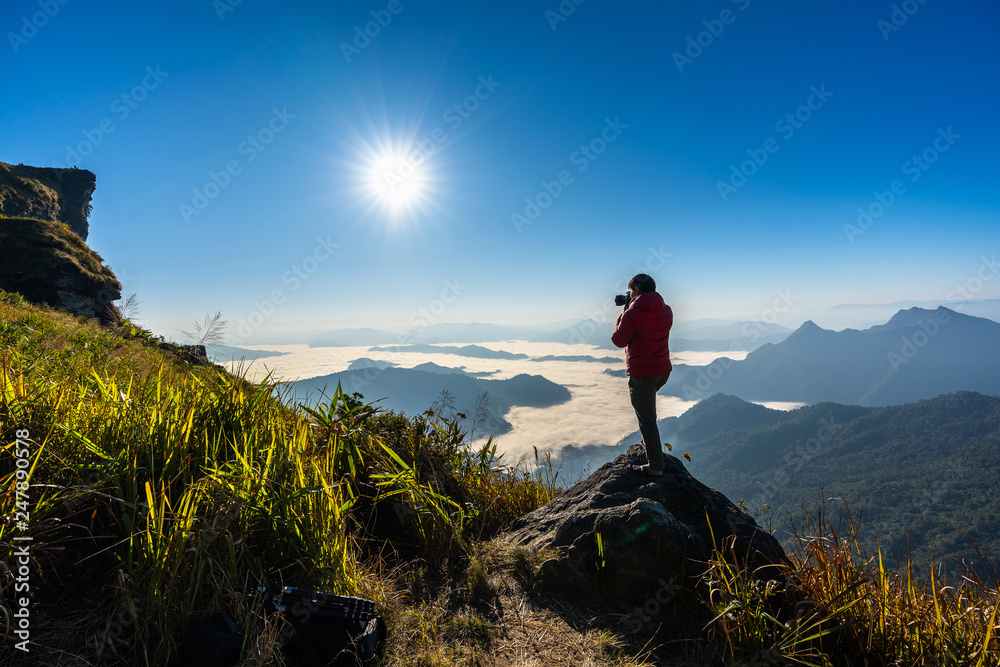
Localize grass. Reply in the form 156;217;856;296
0;163;61;219
1;292;998;666
0;293;560;665
0;216;117;287
696;498;1000;666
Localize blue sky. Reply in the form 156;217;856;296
2;0;998;341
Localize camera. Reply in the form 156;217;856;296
615;293;631;307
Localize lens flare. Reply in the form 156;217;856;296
365;148;430;211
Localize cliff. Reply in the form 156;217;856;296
0;217;121;321
0;161;96;240
0;161;119;321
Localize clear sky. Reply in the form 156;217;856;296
3;0;998;341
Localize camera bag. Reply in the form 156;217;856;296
270;587;386;667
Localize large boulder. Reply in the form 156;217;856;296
505;444;786;604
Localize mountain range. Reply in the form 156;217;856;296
663;307;1000;405
207;344;287;363
304;320;793;352
363;343;530;360
271;298;999;349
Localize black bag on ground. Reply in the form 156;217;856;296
270;587;387;667
176;588;385;667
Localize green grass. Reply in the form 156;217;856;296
0;294;556;664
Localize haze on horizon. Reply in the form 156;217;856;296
3;1;998;343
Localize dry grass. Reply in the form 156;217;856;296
377;542;658;667
0;217;116;284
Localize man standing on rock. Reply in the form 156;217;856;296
611;273;673;477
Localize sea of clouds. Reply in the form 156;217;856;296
223;341;758;466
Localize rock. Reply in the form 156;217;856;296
1;162;120;321
505;444;786;604
158;342;212;366
0;217;120;322
0;162;96;240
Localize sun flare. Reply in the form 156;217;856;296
334;111;447;224
366;149;429;210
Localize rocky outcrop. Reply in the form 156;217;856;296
0;162;96;240
0;217;120;321
158;342;212;366
505;444;786;604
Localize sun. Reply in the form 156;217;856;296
333;129;442;224
365;148;430;211
330;106;447;224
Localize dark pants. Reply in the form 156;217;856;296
628;373;671;470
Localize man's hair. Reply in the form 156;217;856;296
629;273;656;294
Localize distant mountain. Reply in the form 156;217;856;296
346;357;397;371
670;334;789;352
309;328;400;347
410;362;499;378
367;343;529;360
662;307;1000;405
530;354;620;364
781;298;1000;331
526;318;789;352
208;345;287;362
286;368;570;436
401;322;539;343
668;321;792;352
560;391;1000;574
347;357;498;377
676;321;792;341
527;319;617;349
669;318;742;335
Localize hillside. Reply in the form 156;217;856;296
0;293;592;665
662;307;1000;404
3;293;999;665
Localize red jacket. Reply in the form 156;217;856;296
611;291;673;377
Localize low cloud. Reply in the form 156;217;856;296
226;341;727;463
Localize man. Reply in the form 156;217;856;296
611;273;673;477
